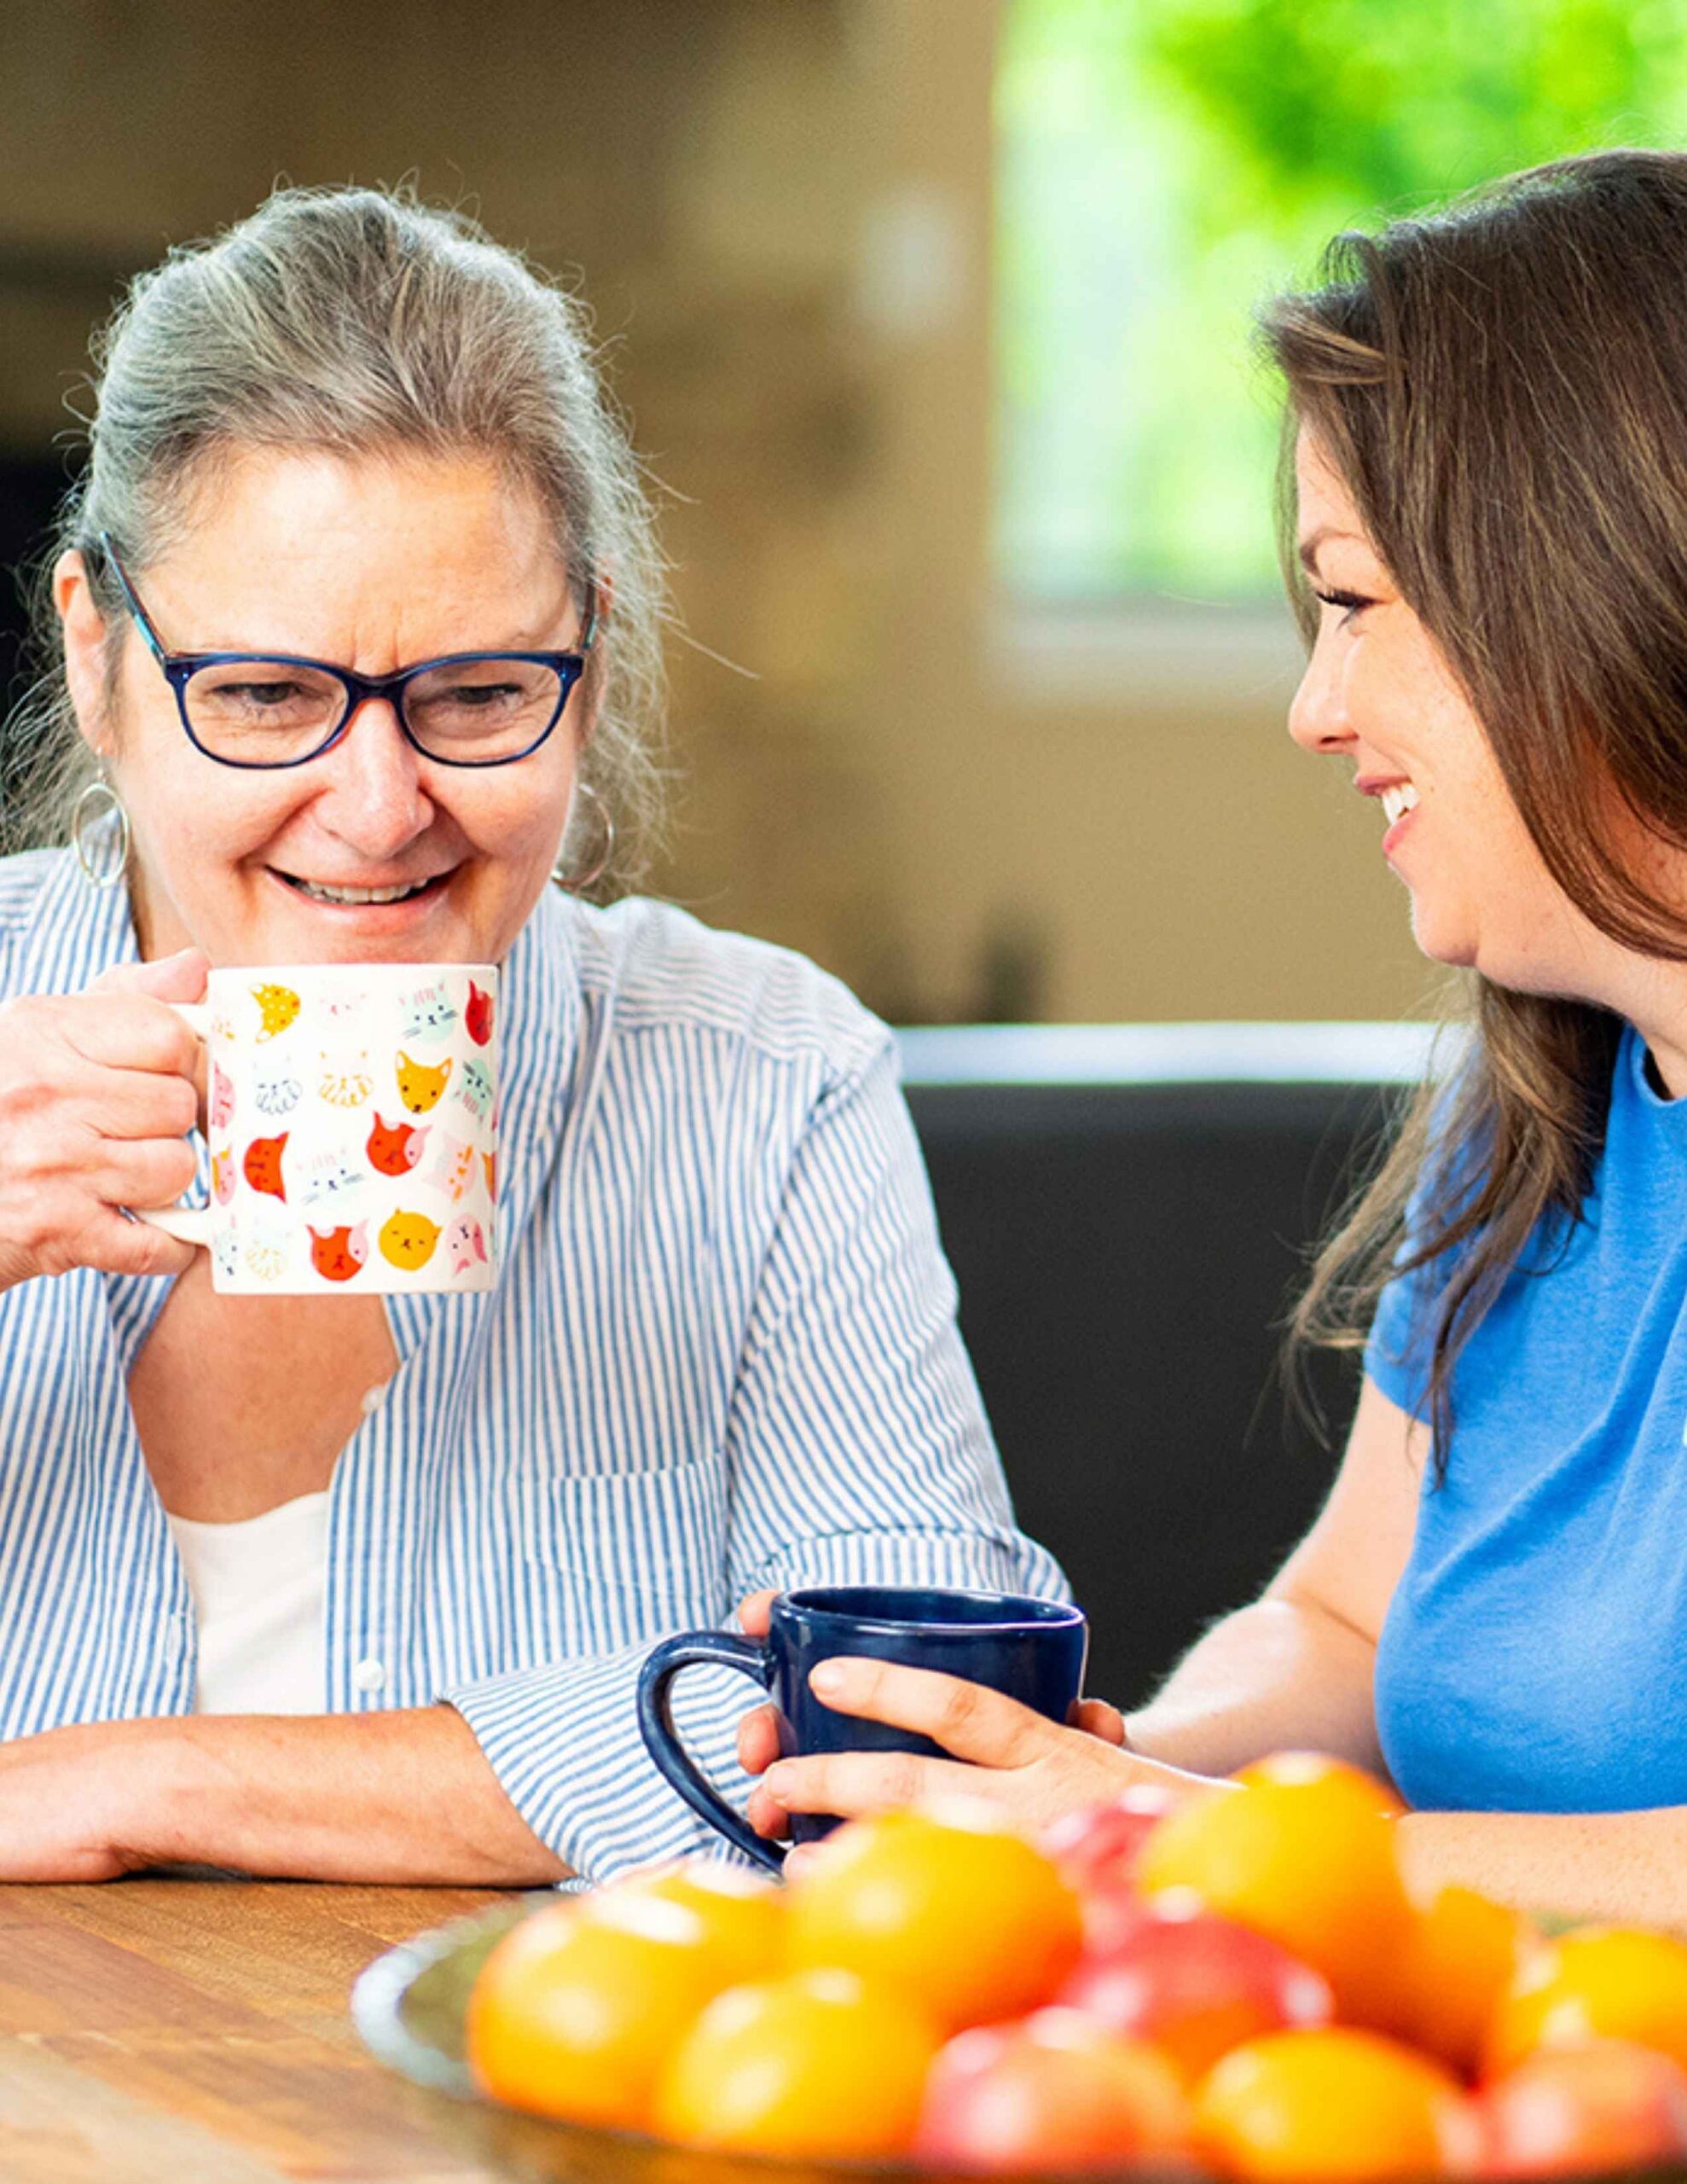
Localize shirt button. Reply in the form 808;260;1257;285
352;1657;386;1693
360;1382;388;1416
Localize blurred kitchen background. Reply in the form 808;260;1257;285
3;0;1682;1027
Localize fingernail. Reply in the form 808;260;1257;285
810;1661;844;1696
762;1765;791;1797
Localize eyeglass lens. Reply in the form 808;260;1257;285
183;657;566;764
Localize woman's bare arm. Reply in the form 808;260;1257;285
1122;1374;1428;1780
0;1705;570;1884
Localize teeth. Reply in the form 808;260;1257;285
289;877;428;905
1380;784;1419;828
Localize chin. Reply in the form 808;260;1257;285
1406;897;1479;971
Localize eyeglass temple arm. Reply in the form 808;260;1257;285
95;532;169;665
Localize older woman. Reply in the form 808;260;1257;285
0;184;1063;1884
742;148;1687;1931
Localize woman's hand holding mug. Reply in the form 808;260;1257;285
638;1583;1096;1873
0;948;207;1292
133;961;501;1297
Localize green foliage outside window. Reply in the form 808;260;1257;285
996;0;1687;601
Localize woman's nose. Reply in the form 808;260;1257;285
312;700;432;852
1287;639;1354;757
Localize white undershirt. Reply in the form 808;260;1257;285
165;1490;329;1715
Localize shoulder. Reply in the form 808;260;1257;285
0;851;67;934
564;896;890;1088
0;850;84;996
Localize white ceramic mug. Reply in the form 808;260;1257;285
137;962;499;1295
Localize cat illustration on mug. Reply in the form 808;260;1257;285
400;981;459;1042
396;1051;452;1114
366;1113;429;1177
309;1222;369;1283
448;1215;488;1278
244;1134;288;1201
379;1209;441;1271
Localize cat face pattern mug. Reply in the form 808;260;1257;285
138;962;498;1294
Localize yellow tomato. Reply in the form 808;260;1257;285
1488;1926;1687;2076
467;1892;722;2130
594;1856;786;1989
1194;2027;1474;2181
1136;1753;1414;2030
786;1804;1084;2030
1386;1885;1533;2075
654;1966;941;2158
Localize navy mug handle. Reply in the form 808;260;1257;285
637;1630;785;1874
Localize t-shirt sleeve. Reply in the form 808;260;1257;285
1363;1238;1436;1419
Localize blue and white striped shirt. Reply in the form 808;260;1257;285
0;851;1066;1878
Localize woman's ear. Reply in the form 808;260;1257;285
576;566;614;751
54;549;115;755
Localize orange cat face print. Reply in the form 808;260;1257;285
135;963;499;1295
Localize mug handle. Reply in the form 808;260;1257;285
130;1001;216;1246
636;1630;784;1874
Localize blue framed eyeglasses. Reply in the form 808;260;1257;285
94;533;596;770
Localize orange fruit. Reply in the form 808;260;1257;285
1388;1885;1534;2074
466;1891;722;2129
786;1804;1084;2030
653;1966;941;2158
1194;2027;1475;2180
599;1856;786;1989
1487;1926;1687;2077
1136;1753;1413;2029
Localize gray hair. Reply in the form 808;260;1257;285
8;183;670;892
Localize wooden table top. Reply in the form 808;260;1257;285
0;1877;514;2183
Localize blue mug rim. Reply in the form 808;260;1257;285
776;1584;1086;1639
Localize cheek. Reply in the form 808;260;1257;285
454;752;577;857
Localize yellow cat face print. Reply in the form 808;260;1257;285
396;1050;453;1114
251;982;302;1042
378;1209;443;1271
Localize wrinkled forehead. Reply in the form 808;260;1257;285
115;444;577;659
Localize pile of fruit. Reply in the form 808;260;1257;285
467;1754;1687;2177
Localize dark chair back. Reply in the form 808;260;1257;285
900;1025;1427;1709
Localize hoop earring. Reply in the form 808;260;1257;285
72;770;131;891
554;780;615;894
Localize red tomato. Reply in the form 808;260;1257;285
1057;1898;1333;2082
914;2006;1190;2174
1039;1786;1179;1892
1475;2040;1687;2175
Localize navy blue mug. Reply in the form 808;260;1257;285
636;1585;1089;1873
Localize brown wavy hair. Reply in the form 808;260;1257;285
1266;150;1687;1472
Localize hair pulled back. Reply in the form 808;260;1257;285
9;183;669;892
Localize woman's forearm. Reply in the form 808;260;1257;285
1397;1804;1687;1933
1124;1594;1388;1782
137;1705;571;1884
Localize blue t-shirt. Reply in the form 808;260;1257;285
1371;1024;1687;1814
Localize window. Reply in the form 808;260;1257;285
995;0;1687;608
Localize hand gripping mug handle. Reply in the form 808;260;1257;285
636;1630;785;1874
129;1001;217;1246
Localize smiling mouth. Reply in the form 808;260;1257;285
273;870;448;907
